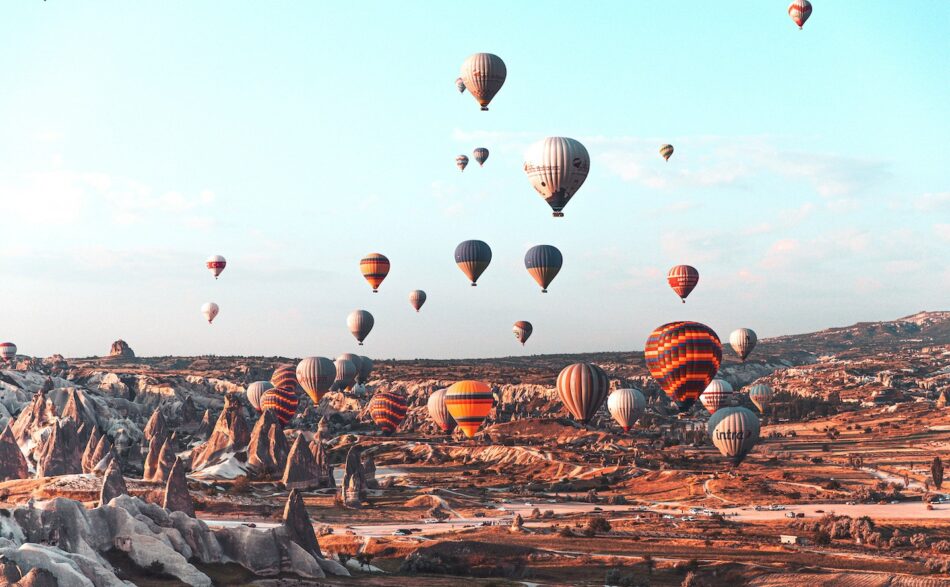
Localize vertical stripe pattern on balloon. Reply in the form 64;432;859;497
524;245;563;292
556;363;610;424
427;388;457;433
454;240;492;285
460;53;506;111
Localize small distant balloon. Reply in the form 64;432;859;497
454;240;492;286
557;363;610;424
747;383;774;413
427;388;456;433
523;137;590;217
513;321;533;345
455;77;466;93
333;357;358;391
456;154;469;172
729;328;758;362
607;388;646;432
524;244;563;293
347;310;374;345
206;255;226;279
0;342;17;361
360;253;390;293
246;381;273;413
700;379;734;415
667;265;699;303
788;0;812;29
473;147;489;166
444;380;494;438
369;390;407;435
711;406;761;466
201;302;219;324
357;355;374;384
460;52;506;111
295;357;335;404
659;144;674;161
409;290;427;312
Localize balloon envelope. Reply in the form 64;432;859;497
711;407;760;465
0;343;16;361
456;154;469;171
556;363;610;424
201;302;219;324
445;380;494;438
455;77;466;93
357;355;374;384
409;290;427;312
607;388;646;431
645;321;722;411
360;253;390;292
788;0;812;28
333;358;358;390
262;364;300;426
659;144;674;161
513;321;533;345
667;265;699;302
729;328;758;361
523;137;590;217
700;379;734;415
460;52;506;111
747;383;774;413
454;240;492;286
524;244;563;292
427;388;456;433
246;381;273;413
347;310;374;345
206;255;226;279
369;390;407;435
473;147;489;166
295;357;335;403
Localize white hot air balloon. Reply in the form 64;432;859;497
523;137;591;217
427;388;456;433
201;302;219;324
460;52;506;111
700;379;734;415
729;328;758;361
711;407;760;466
747;383;774;413
607;388;646;432
246;381;273;412
409;290;427;312
347;310;374;346
206;255;226;279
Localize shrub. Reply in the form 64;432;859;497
583;517;612;536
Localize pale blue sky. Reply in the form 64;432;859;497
1;2;947;359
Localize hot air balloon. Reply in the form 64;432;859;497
729;328;758;362
261;364;299;426
456;154;469;171
523;137;590;217
524;245;563;293
645;321;722;411
369;390;407;435
473;147;489;166
246;381;273;413
700;379;734;415
357;355;374;384
333;357;357;390
607;388;646;432
360;253;390;293
557;363;610;424
711;407;760;465
513;321;533;346
206;255;226;279
444;380;494;438
747;383;774;413
427;388;457;433
201;302;219;324
454;240;492;286
295;357;335;404
667;265;699;303
0;342;16;362
337;353;364;377
347;310;374;345
460;52;506;111
659;144;674;161
409;290;427;312
788;0;812;29
455;77;466;93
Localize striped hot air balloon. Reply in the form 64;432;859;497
456;154;469;172
409;290;427;312
455;77;466;93
454;240;492;286
201;302;219;324
700;379;734;415
427;388;456;433
357;355;374;384
788;0;812;29
644;321;722;411
747;383;774;413
711;407;760;466
347;310;374;345
667;265;699;302
513;321;533;346
246;381;273;413
0;342;16;361
607;388;646;432
333;357;358;390
523;137;590;217
360;253;390;293
473;147;489;166
524;244;563;293
295;357;335;404
659;144;674;161
337;353;363;377
729;328;758;362
206;254;226;279
368;390;407;435
460;52;506;111
444;380;494;438
556;363;610;424
261;364;300;426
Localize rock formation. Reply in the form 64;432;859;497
163;457;195;517
0;423;29;481
11;389;56;448
191;394;250;471
282;434;320;490
84;434;117;474
283;489;322;557
99;459;127;505
363;452;379;489
143;435;163;480
179;394;199;426
143;408;167;445
316;415;329;442
340;445;367;508
107;339;135;359
247;408;290;478
510;512;525;533
145;435;176;482
35;419;83;477
197;408;213;438
311;438;335;488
